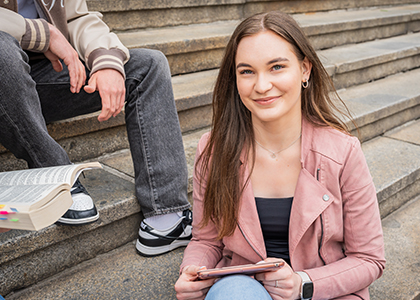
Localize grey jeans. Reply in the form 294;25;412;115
0;31;189;218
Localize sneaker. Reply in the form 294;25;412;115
56;179;99;225
136;209;192;257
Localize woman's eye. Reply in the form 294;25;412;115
272;65;284;71
239;69;253;75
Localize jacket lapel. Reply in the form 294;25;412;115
288;165;335;258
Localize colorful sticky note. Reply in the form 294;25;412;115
10;219;19;222
0;205;5;209
0;217;7;220
10;208;18;212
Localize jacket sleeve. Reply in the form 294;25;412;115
179;133;224;272
0;7;50;52
65;1;130;78
305;138;386;300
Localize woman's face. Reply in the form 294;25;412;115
235;30;311;126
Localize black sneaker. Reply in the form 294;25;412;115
56;179;99;225
136;209;192;256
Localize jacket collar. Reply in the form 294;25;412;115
301;117;347;167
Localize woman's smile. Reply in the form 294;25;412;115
253;96;281;105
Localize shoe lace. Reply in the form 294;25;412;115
71;179;89;195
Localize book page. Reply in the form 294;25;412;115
0;165;78;187
0;184;62;210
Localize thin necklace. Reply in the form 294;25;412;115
255;132;302;159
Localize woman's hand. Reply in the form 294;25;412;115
255;258;302;300
175;265;216;300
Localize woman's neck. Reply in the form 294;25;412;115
252;114;302;150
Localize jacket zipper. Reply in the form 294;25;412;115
317;168;326;265
238;223;264;261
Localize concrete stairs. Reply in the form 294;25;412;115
2;0;420;298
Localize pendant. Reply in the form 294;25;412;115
271;153;276;159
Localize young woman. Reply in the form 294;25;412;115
175;11;385;300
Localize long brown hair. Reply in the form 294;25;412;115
197;11;355;239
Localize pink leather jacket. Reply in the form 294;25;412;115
181;118;385;300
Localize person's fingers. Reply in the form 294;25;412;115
44;50;63;73
114;89;126;117
84;75;97;94
75;61;86;93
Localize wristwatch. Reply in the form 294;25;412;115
296;271;313;300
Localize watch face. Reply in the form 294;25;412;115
302;282;314;299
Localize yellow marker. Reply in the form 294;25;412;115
0;205;5;209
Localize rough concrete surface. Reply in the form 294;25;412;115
385;119;420;146
370;196;420;300
362;136;420;208
5;242;184;300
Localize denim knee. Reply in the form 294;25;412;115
126;48;171;80
205;275;272;300
0;31;31;84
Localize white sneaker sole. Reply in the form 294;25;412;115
136;238;190;256
57;213;99;225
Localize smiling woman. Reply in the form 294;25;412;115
175;11;385;300
235;31;309;126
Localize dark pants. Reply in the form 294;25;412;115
0;31;189;217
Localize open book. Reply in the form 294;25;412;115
0;162;102;231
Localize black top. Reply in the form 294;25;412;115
255;196;293;265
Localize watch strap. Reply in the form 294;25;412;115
296;271;313;300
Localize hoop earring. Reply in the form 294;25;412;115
302;79;309;89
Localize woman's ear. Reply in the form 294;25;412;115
302;57;312;81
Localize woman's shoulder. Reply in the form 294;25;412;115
196;131;212;154
309;124;361;164
198;131;211;145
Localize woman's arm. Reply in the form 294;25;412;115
176;133;223;298
305;138;386;299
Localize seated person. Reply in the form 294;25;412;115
0;0;192;256
175;11;385;299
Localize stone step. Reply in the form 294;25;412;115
320;31;420;90
87;0;420;31
369;195;420;300
4;241;184;300
340;68;420;142
362;119;420;218
117;4;420;75
3;119;420;299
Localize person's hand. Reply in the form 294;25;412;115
44;23;86;94
84;69;126;122
175;265;216;300
0;228;11;233
255;258;302;300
